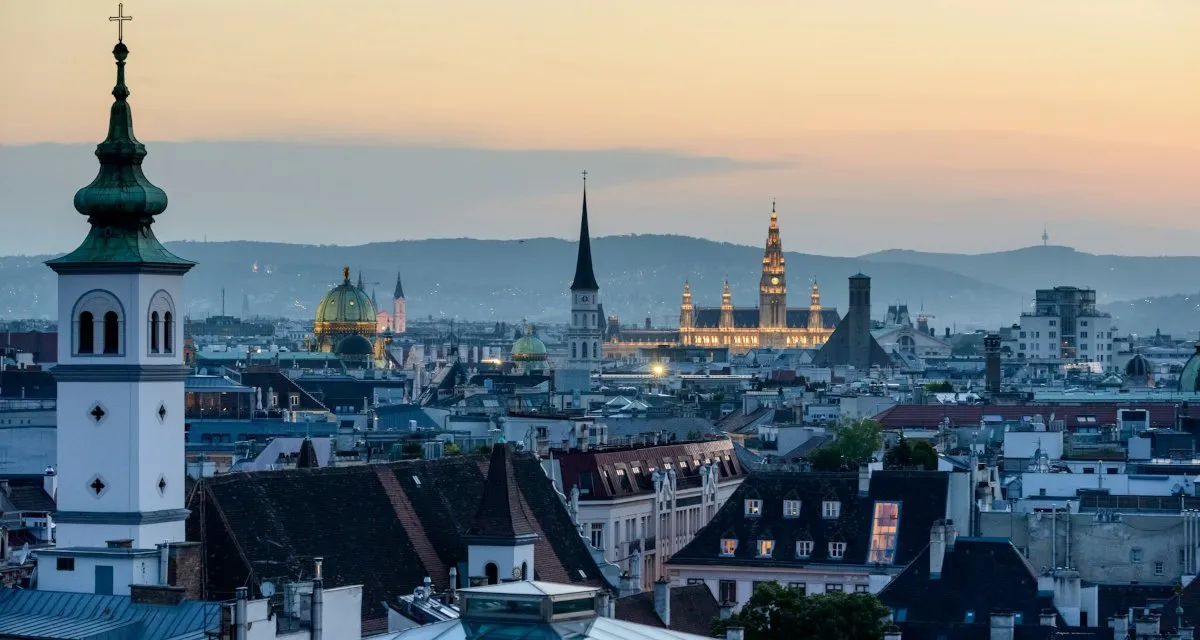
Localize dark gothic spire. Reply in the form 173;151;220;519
465;443;538;542
296;436;319;469
394;270;405;299
73;41;167;230
569;175;599;291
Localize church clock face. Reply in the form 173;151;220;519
771;277;780;285
580;295;589;303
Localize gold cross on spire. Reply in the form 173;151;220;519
110;3;132;42
582;169;588;185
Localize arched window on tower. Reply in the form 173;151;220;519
581;342;588;359
163;312;174;354
150;312;160;353
485;563;499;585
593;341;598;359
571;342;577;359
78;312;95;354
103;311;120;354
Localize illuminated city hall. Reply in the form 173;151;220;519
608;204;840;356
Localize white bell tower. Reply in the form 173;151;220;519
38;19;194;596
558;171;602;395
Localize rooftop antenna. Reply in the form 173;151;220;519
1042;225;1049;247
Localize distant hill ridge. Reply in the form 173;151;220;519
0;236;1195;334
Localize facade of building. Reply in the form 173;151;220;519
676;206;839;354
1016;286;1114;371
548;440;748;589
666;469;952;608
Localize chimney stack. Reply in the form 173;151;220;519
311;559;324;640
884;626;903;640
596;590;612;618
985;334;1002;394
233;587;249;640
1111;615;1130;640
929;520;947;579
990;613;1016;640
43;466;57;502
858;464;871;496
654;577;671;628
158;542;170;586
726;627;745;640
1040;610;1058;627
944;520;957;551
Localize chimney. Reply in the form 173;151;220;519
311;559;324;640
929;521;947;579
1181;627;1194;640
984;334;1001;394
654;577;671;628
884;625;903;640
596;590;612;618
43;466;57;501
719;601;734;620
1134;613;1160;640
158;542;170;586
449;567;458;604
233;587;249;640
1112;615;1130;640
726;627;745;640
620;571;636;597
858;464;871;496
991;613;1016;640
1040;610;1058;627
944;520;957;551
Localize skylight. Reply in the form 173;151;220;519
868;501;902;564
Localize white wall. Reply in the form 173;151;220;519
670;566;879;610
35;552;158;596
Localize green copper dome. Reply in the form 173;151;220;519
46;40;191;274
512;324;548;361
316;267;378;324
1180;345;1200;392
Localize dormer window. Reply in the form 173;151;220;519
744;499;762;517
757;539;775;558
829;542;847;559
795;540;814;559
721;538;738;557
822;500;841;519
783;499;801;519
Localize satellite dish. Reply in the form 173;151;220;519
260;582;277;597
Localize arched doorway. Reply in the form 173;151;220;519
485;563;498;585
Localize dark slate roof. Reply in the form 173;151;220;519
877;537;1045;625
570;188;599;291
894;622;1111;640
872;403;1179;431
3;484;56;513
395;270;405;299
1097;584;1174;626
555;441;745;501
188;451;605;634
812;315;893;369
376;404;439;431
0;369;56;400
614;585;719;636
669;470;948;569
466;444;538;539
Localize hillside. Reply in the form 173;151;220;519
0;236;1017;331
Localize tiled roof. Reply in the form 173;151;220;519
556;441;745;501
877;538;1046;625
668;470;947;568
871;403;1178;431
812;316;893;368
614;585;719;635
188;451;605;633
466;444;538;539
4;485;55;513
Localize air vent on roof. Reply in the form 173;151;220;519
413;476;422;487
578;569;587;579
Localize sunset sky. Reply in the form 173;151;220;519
4;1;1200;256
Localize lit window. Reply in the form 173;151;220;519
744;499;762;517
868;501;902;564
829;542;847;559
721;538;738;557
822;501;841;519
757;539;775;558
782;500;801;518
796;540;814;558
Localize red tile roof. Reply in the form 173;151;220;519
872;403;1177;430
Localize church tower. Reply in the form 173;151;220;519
759;202;787;331
808;280;823;332
465;443;538;585
720;281;734;331
392;270;407;333
679;282;694;336
560;173;601;393
41;21;194;595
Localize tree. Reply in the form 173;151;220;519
443;443;463;457
885;437;938;471
401;442;424;460
883;437;913;469
922;381;954;393
711;582;889;640
910;441;938;470
807;419;882;471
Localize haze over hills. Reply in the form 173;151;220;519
0;236;1196;336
